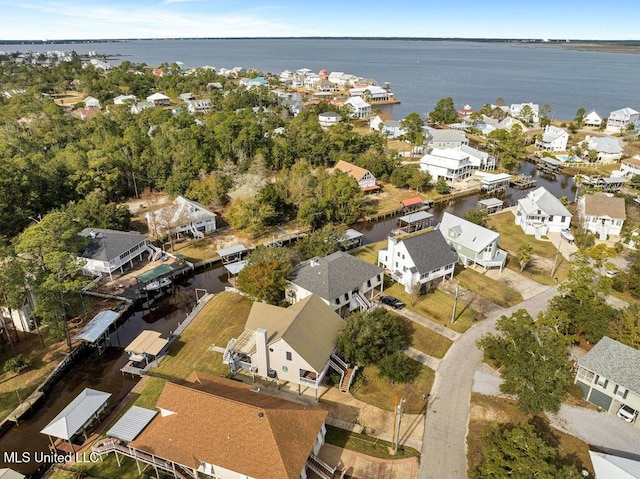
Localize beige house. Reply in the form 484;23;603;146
146;196;217;240
578;193;626;239
575;337;640;428
224;295;347;397
332;160;379;192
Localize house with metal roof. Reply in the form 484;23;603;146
583;110;603;127
343;96;371;119
146;195;217;240
459;144;496;170
536;125;569;152
583;135;624;163
423;127;469;149
515;186;572;237
78;228;152;280
575;337;640;427
224;294;347;397
378;229;458;293
287;251;384;316
93;373;335;479
606;107;639;133
419;148;475;182
578;193;626;239
437;212;506;272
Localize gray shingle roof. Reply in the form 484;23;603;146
401;230;459;274
79;228;149;262
578;336;640;394
291;251;383;302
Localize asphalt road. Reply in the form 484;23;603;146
418;286;558;479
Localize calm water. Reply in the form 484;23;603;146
4;39;640;119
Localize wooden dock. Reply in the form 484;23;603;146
365;200;434;222
509;175;537;189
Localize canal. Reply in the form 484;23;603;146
0;163;576;476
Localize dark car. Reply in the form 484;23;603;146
379;295;405;309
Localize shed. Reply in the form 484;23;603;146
107;406;157;442
40;388;111;451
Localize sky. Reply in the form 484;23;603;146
0;0;638;41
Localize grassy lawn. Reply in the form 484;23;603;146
152;292;252;381
352;361;434;415
364;183;433;215
455;268;523;308
385;283;476;333
350;239;388;265
170;236;220;263
325;425;420;459
390;312;452;359
467;393;593;477
488;211;571;284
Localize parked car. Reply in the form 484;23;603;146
561;228;574;243
617;404;637;423
378;295;405;310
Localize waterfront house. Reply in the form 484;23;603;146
536;125;569;152
78;228;152;280
424;127;469;149
582;136;624;163
459;144;496;170
332;160;379;192
378;230;458;293
606;107;639;133
496;116;528;132
515;186;572;237
146;92;171;107
113;94;136;105
186;99;212;114
509;102;539;123
578;193;626;239
620;155;640;177
575;337;640;428
349;85;393;102
437;212;506;271
146;195;217;240
225;294;345;396
318;111;342;128
343;97;371;119
419;148;475;182
584;110;603;127
102;373;330;479
287;251;384;316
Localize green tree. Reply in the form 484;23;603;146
186;173;232;208
406;168;432;192
574;107;586;128
609;304;640;349
477;310;573;414
516;243;533;272
236;246;293;305
429;97;458;125
463;207;489;227
400;112;425;154
487;124;528;171
65;189;131;230
520;104;534;125
336;308;406;366
295;224;347;261
378;352;416;384
471;423;583;479
435;177;449;194
540;103;553;128
227;197;276;238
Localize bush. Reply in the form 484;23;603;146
378;352;416;384
3;354;31;373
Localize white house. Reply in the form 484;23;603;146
287;252;384;316
113;94;136;105
83;96;100;108
318;111;342;128
578;193;626;239
186;99;211;114
1;288;37;333
78;228;152;280
146;196;217;240
536;125;569;152
437;212;507;271
370;113;406;138
515;186;572;237
130;101;153;114
378;230;458;293
575;337;640;428
606;107;639;133
620;156;640;177
424;127;469;149
582;136;623;163
509;102;539;123
343;97;371;119
496;116;528;132
419;148;475;182
589;451;640;479
146;92;171;106
332;160;379;192
583;110;603;127
459;144;496;170
225;294;345;395
349;85;393;102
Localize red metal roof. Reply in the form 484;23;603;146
401;196;423;207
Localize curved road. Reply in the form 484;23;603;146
418;286;558;479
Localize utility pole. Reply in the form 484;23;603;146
451;281;459;323
393;397;406;454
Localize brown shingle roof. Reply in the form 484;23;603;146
333;160;370;182
623;157;640;168
130;374;327;479
583;193;626;219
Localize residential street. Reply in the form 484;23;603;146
418;286;558;479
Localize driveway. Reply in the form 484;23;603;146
419;286;558;479
484;267;551;300
315;443;419;479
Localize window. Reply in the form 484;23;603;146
335;298;340;305
282;366;288;373
549;216;553;222
397;252;400;257
615;385;628;398
344;293;349;301
402;254;405;260
596;375;608;388
367;280;371;288
286;352;292;361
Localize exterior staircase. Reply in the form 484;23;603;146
306;454;342;479
353;290;376;311
329;354;358;393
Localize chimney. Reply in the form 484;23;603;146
254;328;269;377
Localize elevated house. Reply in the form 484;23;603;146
419;148;475;182
583;110;603;127
318;111;342;128
186;99;212;114
575;337;640;428
515;186;572;237
378;230;458;293
343;96;371;119
94;373;332;479
536;125;569;152
424;127;469;149
582;136;624;163
606;107;639;133
437;212;506;272
332;160;379;192
113;94;136;105
224;295;348;397
146;92;171;107
578;193;626;239
78;228;152;280
509;102;539;123
621;155;640;177
459;144;496;170
287;251;384;316
146;196;217;240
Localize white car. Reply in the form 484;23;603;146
617;404;637;423
561;229;574;242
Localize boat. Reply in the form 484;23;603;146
144;277;172;291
